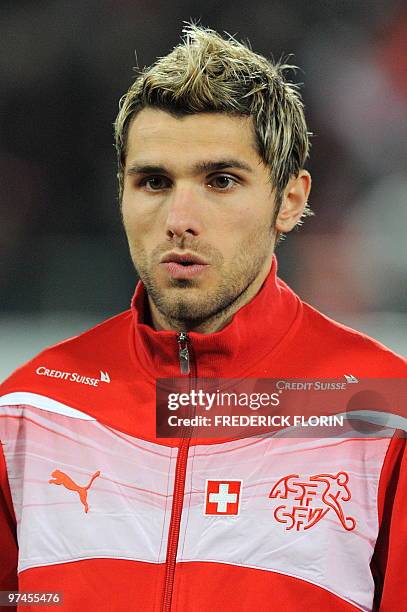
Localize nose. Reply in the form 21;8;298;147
165;186;203;240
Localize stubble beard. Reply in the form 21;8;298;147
130;225;274;329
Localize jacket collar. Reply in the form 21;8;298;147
130;255;301;379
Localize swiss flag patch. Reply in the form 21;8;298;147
204;480;242;516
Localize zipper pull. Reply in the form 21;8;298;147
177;332;190;375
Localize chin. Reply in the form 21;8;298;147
160;294;209;321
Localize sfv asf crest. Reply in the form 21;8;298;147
269;472;356;531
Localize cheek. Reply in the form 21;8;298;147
221;210;266;244
225;216;273;262
122;198;154;238
122;208;164;263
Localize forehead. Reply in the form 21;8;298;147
125;108;260;164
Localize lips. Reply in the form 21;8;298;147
160;252;208;266
160;252;209;279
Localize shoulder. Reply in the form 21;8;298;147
297;300;406;376
0;309;133;396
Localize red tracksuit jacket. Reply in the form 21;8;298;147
0;257;406;611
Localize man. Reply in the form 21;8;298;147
0;25;405;612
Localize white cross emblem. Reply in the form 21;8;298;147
204;480;242;515
209;483;238;513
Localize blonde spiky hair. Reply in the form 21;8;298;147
114;24;312;224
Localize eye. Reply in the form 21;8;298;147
140;176;171;191
208;174;238;190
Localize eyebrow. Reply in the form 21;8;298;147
126;159;254;176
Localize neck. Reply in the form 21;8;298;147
148;257;273;334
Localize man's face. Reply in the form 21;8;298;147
121;108;278;327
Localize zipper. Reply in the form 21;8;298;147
161;332;194;612
177;332;190;375
161;435;190;612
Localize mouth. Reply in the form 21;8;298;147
160;252;210;280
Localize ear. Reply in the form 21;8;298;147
275;170;312;233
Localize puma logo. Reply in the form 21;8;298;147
49;469;101;513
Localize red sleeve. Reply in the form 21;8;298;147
371;432;407;611
0;441;18;596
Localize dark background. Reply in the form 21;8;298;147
1;0;406;376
